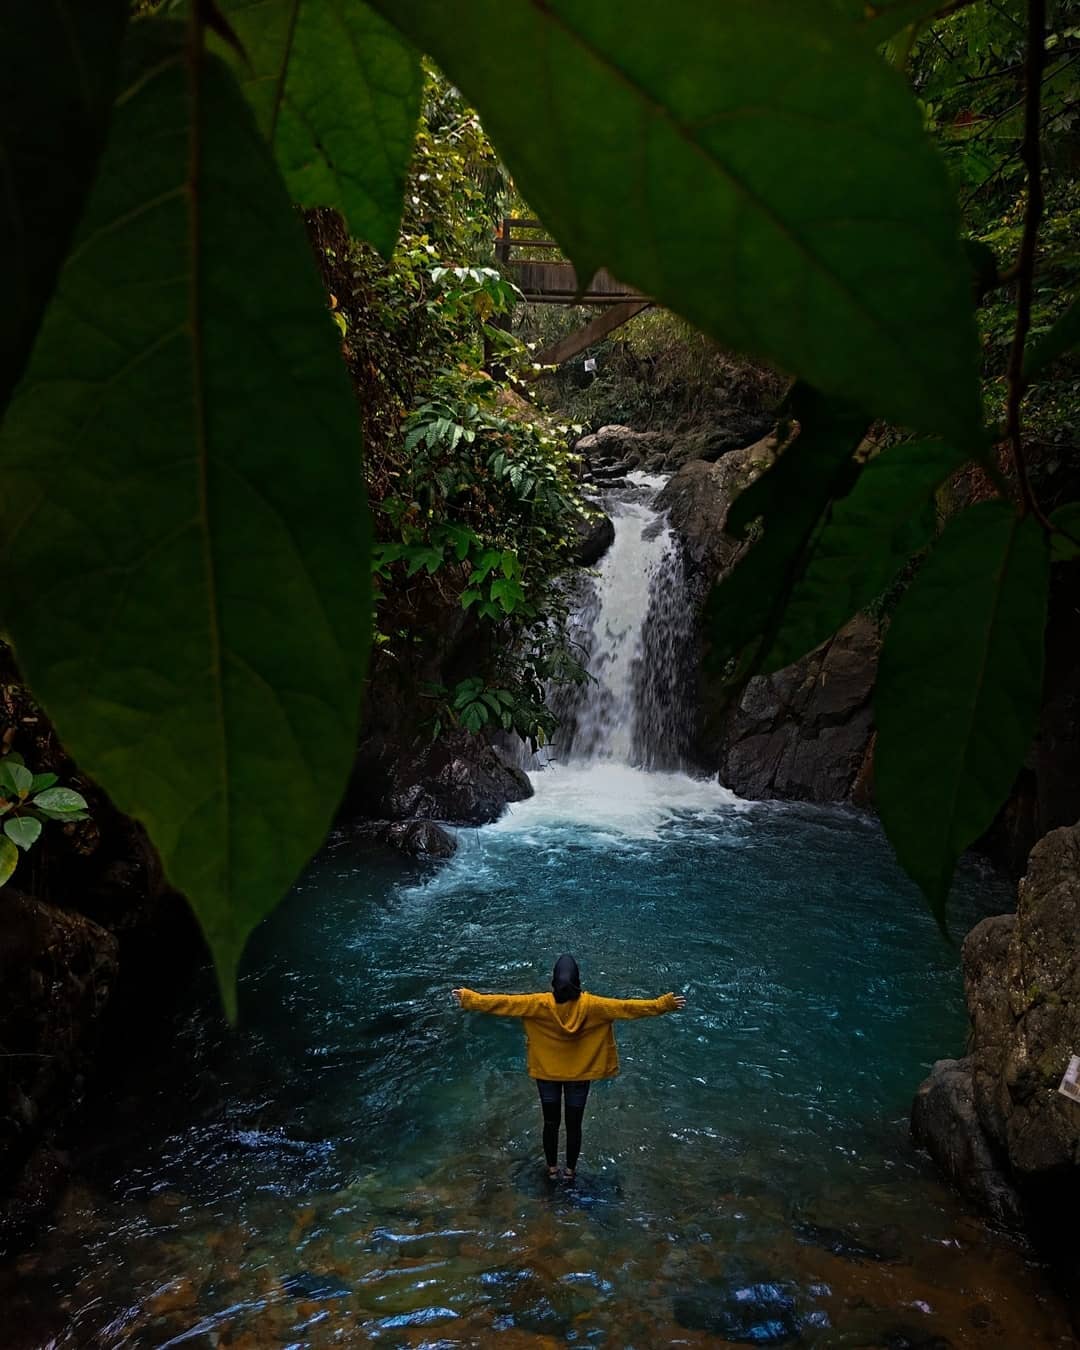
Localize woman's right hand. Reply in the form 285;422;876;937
451;988;465;1007
672;994;687;1010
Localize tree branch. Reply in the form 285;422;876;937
1004;0;1049;524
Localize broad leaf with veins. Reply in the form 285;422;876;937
0;22;371;1013
210;0;422;257
875;503;1049;924
369;0;984;448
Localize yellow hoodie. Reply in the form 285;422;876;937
459;988;679;1081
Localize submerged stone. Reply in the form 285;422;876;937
792;1218;902;1264
672;1280;803;1344
279;1270;351;1300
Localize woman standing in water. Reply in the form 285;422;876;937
453;955;685;1181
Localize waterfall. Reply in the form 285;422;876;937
548;471;695;769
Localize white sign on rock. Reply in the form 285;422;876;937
1057;1054;1080;1104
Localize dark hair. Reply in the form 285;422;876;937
552;954;581;1003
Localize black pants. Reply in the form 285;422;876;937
536;1079;591;1171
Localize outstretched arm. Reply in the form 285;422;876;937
590;992;686;1021
453;988;543;1018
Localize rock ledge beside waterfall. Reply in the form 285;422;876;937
652;432;879;804
912;821;1080;1309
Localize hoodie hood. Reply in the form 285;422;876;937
552;954;581;1003
552;992;590;1033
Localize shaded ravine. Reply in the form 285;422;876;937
2;477;1072;1347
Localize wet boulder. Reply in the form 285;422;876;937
346;729;532;828
656;431;780;597
574;424;672;469
573;507;616;566
911;1057;1023;1227
381;820;457;858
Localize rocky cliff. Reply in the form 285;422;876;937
0;653;200;1250
912;821;1080;1312
340;569;534;848
648;431;880;804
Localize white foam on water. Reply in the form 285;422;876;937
491;761;744;842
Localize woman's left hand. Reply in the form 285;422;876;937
451;988;465;1006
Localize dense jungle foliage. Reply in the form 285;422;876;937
1;0;1079;1007
311;71;592;751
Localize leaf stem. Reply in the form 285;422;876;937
1004;0;1049;526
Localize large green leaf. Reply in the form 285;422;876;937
875;503;1049;924
210;0;422;257
370;0;983;447
0;21;370;1014
760;438;971;671
704;388;867;673
0;0;128;417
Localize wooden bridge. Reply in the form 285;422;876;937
495;217;650;368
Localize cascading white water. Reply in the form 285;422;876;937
548;471;695;769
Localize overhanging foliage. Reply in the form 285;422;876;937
1;0;1078;1004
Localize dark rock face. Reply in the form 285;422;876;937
913;821;1080;1304
573;508;616;566
911;1057;1023;1227
976;824;1080;1182
575;424;672;470
664;417;776;469
656;434;878;804
576;418;775;477
657;435;778;596
0;648;201;1242
346;729;532;827
0;895;119;1243
712;617;880;803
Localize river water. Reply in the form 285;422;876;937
4;478;1073;1347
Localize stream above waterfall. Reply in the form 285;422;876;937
4;478;1073;1347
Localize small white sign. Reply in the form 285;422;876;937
1058;1054;1080;1105
583;357;597;372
